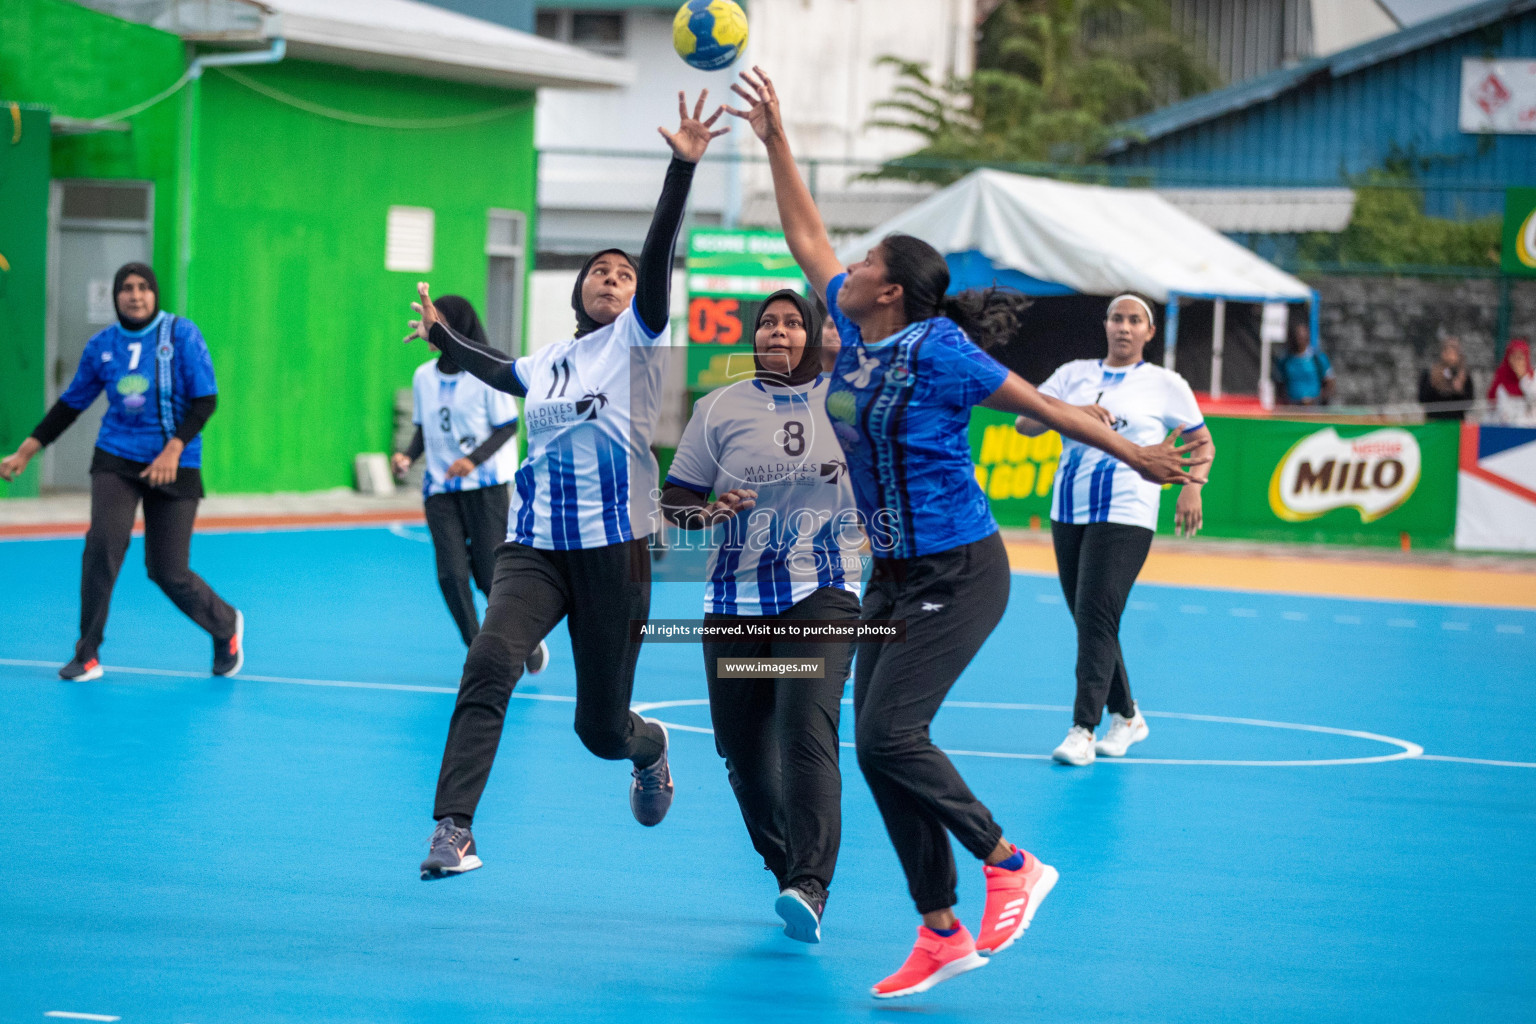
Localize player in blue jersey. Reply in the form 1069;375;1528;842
728;69;1209;997
1017;294;1216;766
0;263;243;681
392;296;546;676
404;92;728;881
661;289;864;944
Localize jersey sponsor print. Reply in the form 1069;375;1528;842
508;301;669;550
823;273;1010;559
411;360;520;497
1038;359;1203;531
667;375;864;615
58;311;218;467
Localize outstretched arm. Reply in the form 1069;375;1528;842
725;68;842;302
635;91;729;336
407;283;525;396
984;373;1209;485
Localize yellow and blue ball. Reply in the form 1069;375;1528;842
673;0;749;71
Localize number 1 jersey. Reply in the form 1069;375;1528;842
507;301;668;550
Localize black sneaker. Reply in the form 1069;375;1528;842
775;885;827;943
213;610;244;677
629;718;674;827
59;656;104;682
420;817;482;880
525;639;550;676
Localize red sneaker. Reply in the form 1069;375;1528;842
976;846;1058;956
870;924;988;999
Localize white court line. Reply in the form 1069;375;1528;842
0;658;576;703
1282;611;1309;621
388;523;432;544
1387;618;1417;628
1418;754;1536;768
1441;621;1471;631
1180;604;1208;614
1497;624;1526;634
1334;614;1362;624
45;1014;121;1022
634;698;1425;767
11;660;1527;768
1230;608;1259;617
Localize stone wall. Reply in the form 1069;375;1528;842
1305;275;1536;406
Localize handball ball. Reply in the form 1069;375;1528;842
673;0;749;71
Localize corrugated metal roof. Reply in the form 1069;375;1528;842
1156;188;1357;231
1106;0;1536;152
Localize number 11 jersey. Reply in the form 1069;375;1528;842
507;301;668;550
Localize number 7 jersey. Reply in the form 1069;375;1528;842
507;301;668;550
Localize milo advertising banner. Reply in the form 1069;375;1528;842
1503;187;1536;277
686;227;804;392
970;411;1460;547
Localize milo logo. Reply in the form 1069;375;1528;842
1268;427;1421;523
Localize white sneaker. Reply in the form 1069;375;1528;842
1095;705;1149;757
1051;725;1096;766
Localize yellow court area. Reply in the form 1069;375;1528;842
1002;534;1536;610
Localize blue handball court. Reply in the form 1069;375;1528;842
1;523;1533;1023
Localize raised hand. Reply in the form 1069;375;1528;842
659;89;729;164
1132;428;1211;486
404;281;440;344
723;66;784;144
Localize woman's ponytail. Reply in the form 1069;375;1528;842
936;287;1031;351
878;233;1030;350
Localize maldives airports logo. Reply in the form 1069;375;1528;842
1268;427;1421;523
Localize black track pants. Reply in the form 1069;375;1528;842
77;468;237;661
704;586;859;898
1050;520;1154;730
424;486;511;646
432;538;664;824
854;530;1011;915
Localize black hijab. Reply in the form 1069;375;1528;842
433;295;486;374
113;262;160;332
753;289;823;388
571;248;639;338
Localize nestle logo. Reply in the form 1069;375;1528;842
1350;440;1401;459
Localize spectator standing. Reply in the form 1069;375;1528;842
1488;339;1536;426
1417;336;1475;421
1274;323;1335;407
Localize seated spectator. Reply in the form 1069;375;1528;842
1417;335;1475;420
1488;338;1536;426
1274;323;1335;406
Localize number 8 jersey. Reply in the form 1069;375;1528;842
507;301;668;550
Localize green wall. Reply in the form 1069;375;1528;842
0;0;186;304
190;62;535;493
0;0;539;495
0;105;52;498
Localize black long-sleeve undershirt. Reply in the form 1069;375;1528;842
30;394;215;448
660;482;712;530
635;156;695;337
426;156;693;396
398;421;517;468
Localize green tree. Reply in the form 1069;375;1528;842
1296;170;1501;270
870;0;1217;179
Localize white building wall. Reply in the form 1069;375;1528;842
533;0;976;253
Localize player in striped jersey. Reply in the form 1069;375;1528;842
1016;294;1215;766
405;92;729;881
728;69;1208;997
392;296;544;671
661;289;863;944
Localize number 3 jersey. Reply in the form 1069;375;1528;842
1038;359;1204;530
507;301;668;550
666;375;863;616
410;360;520;497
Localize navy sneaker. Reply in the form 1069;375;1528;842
213;610;244;677
525;639;550;676
629;718;674;827
776;885;826;943
420;817;481;880
59;656;104;682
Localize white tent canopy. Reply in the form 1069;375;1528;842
834;169;1313;304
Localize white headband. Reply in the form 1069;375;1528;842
1107;294;1155;325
